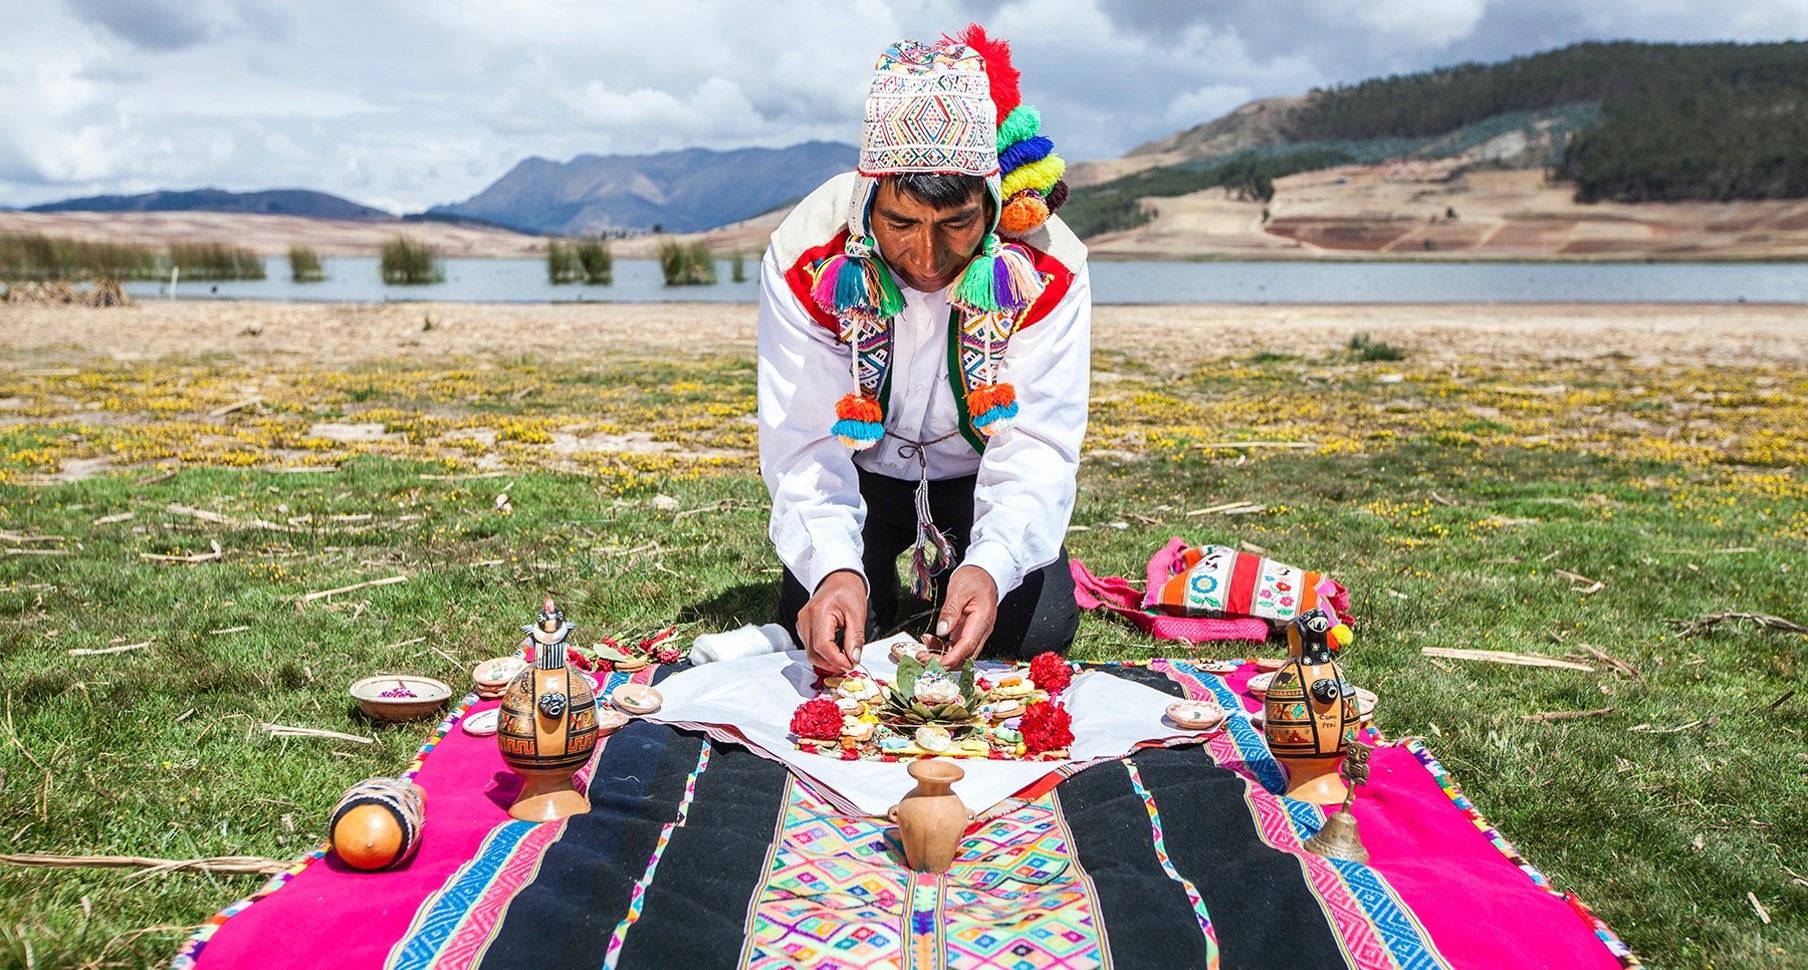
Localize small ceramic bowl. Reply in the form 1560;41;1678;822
460;708;500;737
1254;656;1289;672
1166;700;1228;732
351;675;453;721
1355;686;1378;721
1245;671;1277;699
611;683;663;716
473;656;528;692
1201;659;1241;674
596;707;632;736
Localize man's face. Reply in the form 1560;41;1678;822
869;179;988;293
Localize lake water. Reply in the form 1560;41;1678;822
120;256;1808;304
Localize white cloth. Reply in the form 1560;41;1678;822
645;635;1210;817
756;248;1092;598
689;623;793;665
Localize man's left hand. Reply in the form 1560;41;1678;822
935;565;998;667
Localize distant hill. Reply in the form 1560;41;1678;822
1066;40;1808;238
427;142;857;235
27;188;392;219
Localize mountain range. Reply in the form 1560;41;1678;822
424;142;857;235
26;188;391;220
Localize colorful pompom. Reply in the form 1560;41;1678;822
1046;179;1070;211
1001;153;1066;200
999;191;1049;238
996;105;1041;152
958;24;1022;120
999;135;1053;175
967;382;1019;435
832;393;884;449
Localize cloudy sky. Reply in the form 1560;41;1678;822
2;0;1804;213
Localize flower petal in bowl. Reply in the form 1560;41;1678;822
350;675;452;722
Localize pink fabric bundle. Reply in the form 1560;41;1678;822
1071;537;1351;644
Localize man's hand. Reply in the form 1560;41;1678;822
799;569;867;671
935;565;998;667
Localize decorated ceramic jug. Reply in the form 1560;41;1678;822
329;777;426;871
498;598;598;821
1263;608;1358;804
886;758;975;873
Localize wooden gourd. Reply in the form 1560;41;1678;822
1263;608;1358;805
329;777;426;871
497;599;598;821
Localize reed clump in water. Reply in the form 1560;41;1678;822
574;237;612;285
658;240;716;286
166;242;266;281
380;236;444;285
730;251;747;283
0;232;160;281
288;245;325;283
546;238;580;284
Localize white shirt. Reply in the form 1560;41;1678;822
757;247;1092;599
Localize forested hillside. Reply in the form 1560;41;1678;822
1069;41;1808;238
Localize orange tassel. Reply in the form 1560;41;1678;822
836;395;883;423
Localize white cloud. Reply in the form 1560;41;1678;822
1;0;1803;210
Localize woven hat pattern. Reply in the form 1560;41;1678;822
859;40;998;178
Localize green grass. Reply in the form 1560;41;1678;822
287;246;325;284
1346;332;1409;362
165;243;265;282
379;236;444;286
0;232;161;282
657;240;716;286
1;352;1805;968
574;238;612;286
546;238;579;284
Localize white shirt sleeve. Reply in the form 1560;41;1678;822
963;263;1092;597
756;248;868;593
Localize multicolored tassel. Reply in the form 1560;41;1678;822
907;473;956;602
810;235;904;323
966;382;1018;436
950;235;1044;316
832;394;884;450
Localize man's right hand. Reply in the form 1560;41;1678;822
798;569;867;671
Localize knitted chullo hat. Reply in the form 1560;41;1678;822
819;24;1067;451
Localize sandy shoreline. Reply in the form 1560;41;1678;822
1;300;1805;369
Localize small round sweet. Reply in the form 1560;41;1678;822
985;698;1024;720
914;726;951;753
841;716;875;742
460;708;501;737
612;655;649;673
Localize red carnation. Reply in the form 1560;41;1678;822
1019;700;1073;755
789;697;844;742
656;646;682;665
1029;652;1072;695
565;648;593;671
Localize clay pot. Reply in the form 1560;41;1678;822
329;777;425;871
1264;608;1359;804
498;648;598;822
886;758;974;873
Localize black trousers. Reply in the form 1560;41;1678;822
777;467;1079;660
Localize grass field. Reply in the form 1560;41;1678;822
2;340;1805;968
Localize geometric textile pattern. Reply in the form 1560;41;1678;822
862;40;996;177
743;776;1108;970
1147;661;1451;970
